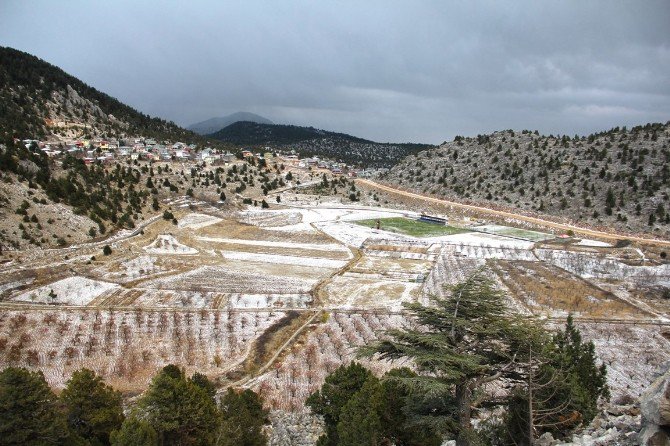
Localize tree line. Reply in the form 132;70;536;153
0;365;267;446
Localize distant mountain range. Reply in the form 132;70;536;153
208;121;433;167
187;112;274;135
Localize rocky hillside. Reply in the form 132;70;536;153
382;123;670;237
0;46;203;143
210;121;432;167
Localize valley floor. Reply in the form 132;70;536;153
0;193;668;416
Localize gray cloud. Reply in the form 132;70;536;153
1;0;668;143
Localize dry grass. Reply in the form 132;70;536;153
491;260;650;319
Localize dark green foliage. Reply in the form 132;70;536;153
552;315;610;420
209;122;432;167
138;365;219;446
0;367;72;445
310;365;442;446
103;245;112;256
110;418;158;446
217;388;268;446
306;362;373;446
189;372;216;401
60;368;124;445
505;315;609;444
361;271;539;445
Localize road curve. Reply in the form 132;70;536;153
356;178;670;247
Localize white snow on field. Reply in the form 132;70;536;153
427;232;535;249
12;276;119;305
240;205;417;234
178;213;222;229
196;236;350;253
144;235;198;255
576;238;612;247
316;221;409;247
536;249;670;285
219;250;348;269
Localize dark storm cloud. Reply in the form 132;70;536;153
1;0;668;143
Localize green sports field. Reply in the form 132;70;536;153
354;217;470;237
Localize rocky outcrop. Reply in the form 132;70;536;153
640;361;670;446
267;410;324;446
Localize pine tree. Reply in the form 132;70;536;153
361;271;538;446
110;418;158;446
306;362;373;446
138;365;219;446
216;388;268;446
0;367;73;445
61;368;124;445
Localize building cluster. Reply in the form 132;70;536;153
17;137;373;178
20;138;236;166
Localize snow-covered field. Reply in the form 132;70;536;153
11;277;119;306
1;202;667;413
178;213;223;229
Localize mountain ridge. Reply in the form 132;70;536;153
0;46;208;144
187;112;273;135
381;123;670;236
209;121;432;167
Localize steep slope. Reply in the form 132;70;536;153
187;112;274;135
0;46;201;143
382;123;670;237
210;121;432;167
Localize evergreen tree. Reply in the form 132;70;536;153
0;367;73;445
505;315;609;444
110;417;158;446
216;388;268;446
61;368;124;446
138;365;218;446
306;362;373;446
337;376;384;446
361;271;538;446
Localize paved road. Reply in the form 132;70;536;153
356;179;670;247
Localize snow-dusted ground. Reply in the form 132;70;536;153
0;308;286;390
141;265;316;294
219;251;349;269
12;276;119;306
196;236;351;253
143;235;198;255
426;232;535;249
536;248;670;286
177;213;223;229
576;238;612;247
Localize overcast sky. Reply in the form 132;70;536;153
1;1;669;143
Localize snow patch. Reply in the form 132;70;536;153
12;276;119;305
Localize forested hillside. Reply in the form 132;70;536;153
0;46;202;143
210;121;432;167
383;123;670;236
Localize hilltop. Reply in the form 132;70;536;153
0;46;207;144
209;121;433;167
382;123;670;237
187;112;274;135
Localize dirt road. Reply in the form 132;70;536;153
356;179;670;247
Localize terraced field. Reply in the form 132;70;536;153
0;202;669;405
